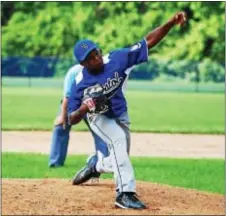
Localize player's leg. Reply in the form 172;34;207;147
94;112;131;193
72;114;127;180
90;115;135;192
91;111;131;174
71;120;111;183
116;111;131;154
71;114;146;208
84;118;109;157
89;115;146;209
49;103;71;167
49;124;71;167
72;115;126;184
95;111;131;173
73;112;130;176
91;130;109;157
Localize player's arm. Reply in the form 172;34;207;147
68;96;98;125
54;97;68;128
61;97;69;128
68;103;89;125
68;84;106;125
54;67;81;128
67;81;97;125
145;12;186;49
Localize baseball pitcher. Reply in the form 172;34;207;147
68;12;186;209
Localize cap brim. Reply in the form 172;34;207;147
80;46;97;62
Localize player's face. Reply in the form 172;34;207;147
82;49;104;74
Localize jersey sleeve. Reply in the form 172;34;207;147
67;81;83;114
126;38;148;68
111;39;148;73
63;65;82;98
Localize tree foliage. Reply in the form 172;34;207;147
1;2;225;82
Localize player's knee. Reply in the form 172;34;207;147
113;148;129;167
111;136;127;153
112;130;126;144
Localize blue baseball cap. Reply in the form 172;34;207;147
73;39;98;62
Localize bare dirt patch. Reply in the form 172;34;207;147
2;131;225;158
2;179;224;215
2;132;224;214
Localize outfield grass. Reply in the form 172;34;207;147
2;152;224;194
2;77;225;93
2;87;224;133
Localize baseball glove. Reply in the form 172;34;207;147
82;83;108;114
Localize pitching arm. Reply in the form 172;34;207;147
145;12;186;49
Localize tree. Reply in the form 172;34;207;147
2;2;225;81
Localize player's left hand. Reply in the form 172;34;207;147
171;12;187;26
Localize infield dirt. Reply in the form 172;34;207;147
2;179;224;215
2;131;224;215
2;131;224;158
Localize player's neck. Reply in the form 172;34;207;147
88;67;104;75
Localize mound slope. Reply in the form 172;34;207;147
2;179;224;215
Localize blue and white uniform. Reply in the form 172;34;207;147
63;65;83;98
68;39;148;193
49;65;109;167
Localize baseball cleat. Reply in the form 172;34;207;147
72;154;100;185
115;192;147;209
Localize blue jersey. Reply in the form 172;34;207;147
63;64;83;98
68;39;148;118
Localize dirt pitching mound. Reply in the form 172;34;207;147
2;179;224;215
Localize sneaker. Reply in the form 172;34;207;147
72;154;100;185
115;192;146;209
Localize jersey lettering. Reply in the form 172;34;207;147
102;72;123;94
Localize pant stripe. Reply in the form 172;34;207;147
93;120;124;193
84;118;109;156
115;120;130;154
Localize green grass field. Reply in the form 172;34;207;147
2;77;225;93
2;86;224;133
2;80;224;195
2;152;224;194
